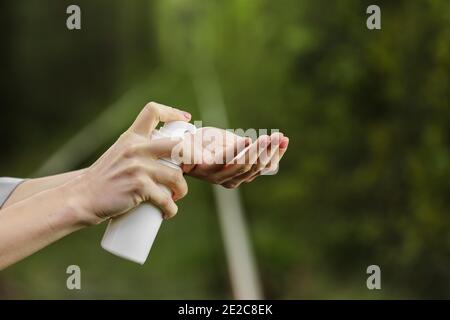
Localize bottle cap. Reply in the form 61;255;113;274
158;121;197;138
154;121;197;167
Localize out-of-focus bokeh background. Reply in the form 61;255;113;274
1;0;450;299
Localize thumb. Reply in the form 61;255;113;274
147;137;185;159
129;101;191;136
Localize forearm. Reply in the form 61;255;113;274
3;169;86;208
0;181;87;270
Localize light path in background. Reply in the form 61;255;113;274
35;89;140;176
192;61;264;300
34;75;172;176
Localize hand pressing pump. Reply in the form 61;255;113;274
101;121;197;264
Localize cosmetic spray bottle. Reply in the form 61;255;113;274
101;121;197;264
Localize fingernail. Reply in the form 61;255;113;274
280;137;289;149
182;111;191;120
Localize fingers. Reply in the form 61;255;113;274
121;138;184;162
129;151;188;205
121;138;189;205
226;136;252;163
180;132;215;168
213;135;270;184
246;136;289;182
266;136;289;172
205;135;251;177
129;101;191;136
221;133;284;188
151;164;188;202
259;133;282;167
142;179;179;219
279;136;289;158
241;135;270;166
243;146;278;183
241;146;279;181
147;137;184;158
202;128;250;165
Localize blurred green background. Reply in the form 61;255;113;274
1;0;450;299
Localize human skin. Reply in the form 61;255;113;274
0;101;289;270
182;127;289;188
5;122;289;207
0;102;189;269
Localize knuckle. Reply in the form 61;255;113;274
176;171;185;184
132;177;146;192
123;166;135;177
179;182;188;198
145;102;159;115
160;194;172;209
145;101;156;110
131;196;141;208
125;160;145;178
170;170;184;184
123;144;139;158
119;131;131;140
121;131;140;143
128;159;142;172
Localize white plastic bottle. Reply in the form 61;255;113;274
101;121;197;264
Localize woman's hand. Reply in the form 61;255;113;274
219;132;289;188
0;102;192;269
70;102;191;225
182;127;289;189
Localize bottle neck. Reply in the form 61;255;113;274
157;158;182;171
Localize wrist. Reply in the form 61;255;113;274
56;174;100;228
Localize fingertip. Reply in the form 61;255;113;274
280;137;289;149
270;132;283;145
171;107;191;121
182;111;192;120
164;204;178;220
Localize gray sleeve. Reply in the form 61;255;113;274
0;177;25;209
